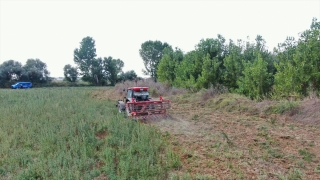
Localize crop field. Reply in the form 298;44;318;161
2;86;320;180
0;87;179;180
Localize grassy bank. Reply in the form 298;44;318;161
0;87;178;179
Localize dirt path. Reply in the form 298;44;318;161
151;102;320;179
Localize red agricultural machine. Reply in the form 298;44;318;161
117;87;171;120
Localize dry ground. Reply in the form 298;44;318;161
93;88;320;180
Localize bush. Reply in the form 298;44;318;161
266;101;300;115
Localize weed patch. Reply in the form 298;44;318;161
0;87;177;179
266;101;300;115
298;149;316;163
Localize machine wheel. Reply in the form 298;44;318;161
117;101;126;113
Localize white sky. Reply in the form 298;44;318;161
1;0;320;77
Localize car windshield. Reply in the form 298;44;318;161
134;91;149;96
133;91;149;101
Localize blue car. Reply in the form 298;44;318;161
11;82;32;89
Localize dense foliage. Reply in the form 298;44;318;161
71;36;138;85
156;18;320;100
73;37;125;85
63;64;78;82
0;59;50;87
1;18;319;98
139;40;170;82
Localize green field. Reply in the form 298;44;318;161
0;87;179;180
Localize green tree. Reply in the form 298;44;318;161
23;58;50;83
273;62;300;98
173;50;199;91
197;54;221;89
139;40;169;82
273;18;320;97
103;57;124;85
242;35;275;73
63;64;78;82
157;46;183;84
74;36;99;84
298;18;320;93
195;35;227;85
223;40;244;90
0;60;25;87
237;53;272;100
0;60;24;81
118;70;138;82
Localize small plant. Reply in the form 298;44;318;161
257;126;269;137
268;148;284;158
192;114;199;121
166;150;182;170
0;167;6;176
314;164;320;173
286;168;304;180
296;160;305;169
307;141;315;147
194;173;215;180
221;132;233;146
277;168;304;180
288;124;295;130
298;149;316;163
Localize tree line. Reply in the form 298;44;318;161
0;36;138;87
140;18;320;100
1;17;319;99
0;59;50;87
68;36;138;85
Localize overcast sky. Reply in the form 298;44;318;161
1;0;319;77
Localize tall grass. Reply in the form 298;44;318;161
0;87;178;179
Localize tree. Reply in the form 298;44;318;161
74;36;99;84
237;53;272;100
0;60;24;81
194;35;227;87
0;73;4;87
197;54;221;89
298;18;320;94
273;62;300;98
173;50;199;91
157;46;183;84
103;57;124;85
23;58;50;83
63;64;78;82
273;18;320;97
139;40;169;82
118;70;138;82
197;35;227;80
223;40;244;90
74;37;125;85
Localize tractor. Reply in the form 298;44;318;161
117;87;171;120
